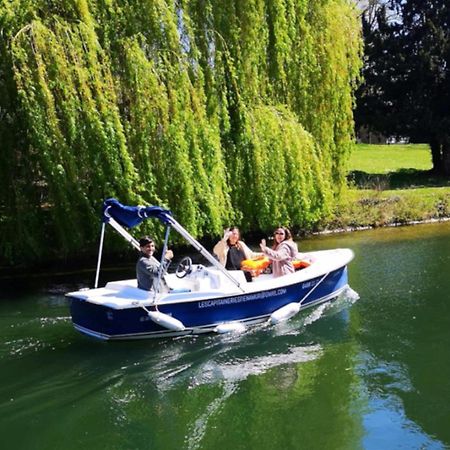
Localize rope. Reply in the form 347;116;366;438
140;304;154;316
298;271;330;307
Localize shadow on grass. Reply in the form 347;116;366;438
348;169;450;190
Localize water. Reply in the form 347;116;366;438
1;222;450;450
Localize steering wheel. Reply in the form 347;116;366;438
176;256;193;279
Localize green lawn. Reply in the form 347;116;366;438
349;143;432;173
347;144;445;190
326;143;450;230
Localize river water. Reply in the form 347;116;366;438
1;223;449;450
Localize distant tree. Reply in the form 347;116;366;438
355;2;395;138
355;0;450;175
355;0;394;30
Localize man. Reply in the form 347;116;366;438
136;236;174;291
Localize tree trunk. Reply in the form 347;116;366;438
430;139;444;175
442;141;450;177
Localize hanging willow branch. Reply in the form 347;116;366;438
0;0;362;265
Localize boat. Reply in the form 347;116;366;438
66;198;355;340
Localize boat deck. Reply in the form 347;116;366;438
66;249;354;310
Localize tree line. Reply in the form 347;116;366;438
0;0;362;266
355;0;450;175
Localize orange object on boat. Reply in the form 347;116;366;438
293;259;311;270
241;256;271;274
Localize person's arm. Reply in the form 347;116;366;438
146;251;173;269
240;241;262;260
260;242;290;261
213;230;231;265
144;257;160;274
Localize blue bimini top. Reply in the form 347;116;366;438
102;198;173;228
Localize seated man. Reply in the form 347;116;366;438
136;236;173;291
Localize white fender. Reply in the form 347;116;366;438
269;302;300;324
214;322;246;334
147;311;185;331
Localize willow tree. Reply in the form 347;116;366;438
0;0;361;265
180;0;362;229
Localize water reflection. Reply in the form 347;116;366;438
188;343;322;387
343;223;450;448
94;290;360;450
3;222;450;450
184;382;238;450
182;343;322;450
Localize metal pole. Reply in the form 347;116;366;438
107;217;140;250
154;225;171;295
94;223;106;288
166;217;245;292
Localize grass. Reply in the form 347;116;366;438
349;143;432;173
325;143;450;230
346;143;449;190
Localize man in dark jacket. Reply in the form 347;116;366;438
136;236;173;291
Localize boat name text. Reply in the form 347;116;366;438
301;279;320;289
198;288;287;309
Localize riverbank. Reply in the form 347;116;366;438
323;144;450;232
3;144;449;275
325;185;450;231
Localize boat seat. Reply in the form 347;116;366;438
188;266;222;291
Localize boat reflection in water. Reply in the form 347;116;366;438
101;289;359;449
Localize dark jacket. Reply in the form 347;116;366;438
136;253;160;291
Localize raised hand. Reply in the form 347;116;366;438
223;228;231;240
260;238;267;251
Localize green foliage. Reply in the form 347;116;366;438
330;143;450;231
333;188;450;230
0;0;362;265
356;0;450;175
244;105;331;230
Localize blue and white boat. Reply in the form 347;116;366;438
67;199;354;340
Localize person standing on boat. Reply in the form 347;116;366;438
136;236;173;291
259;227;297;277
213;227;259;282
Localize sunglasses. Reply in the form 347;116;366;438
274;231;285;235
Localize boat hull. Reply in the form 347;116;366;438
69;266;349;340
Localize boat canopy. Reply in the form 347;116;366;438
99;198;245;291
102;198;172;228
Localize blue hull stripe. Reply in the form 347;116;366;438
70;267;348;340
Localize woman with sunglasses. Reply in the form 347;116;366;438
259;227;298;277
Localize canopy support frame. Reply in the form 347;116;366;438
153;224;172;301
102;214;244;292
165;216;245;292
94;222;106;289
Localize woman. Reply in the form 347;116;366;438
213;227;259;281
259;227;298;277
